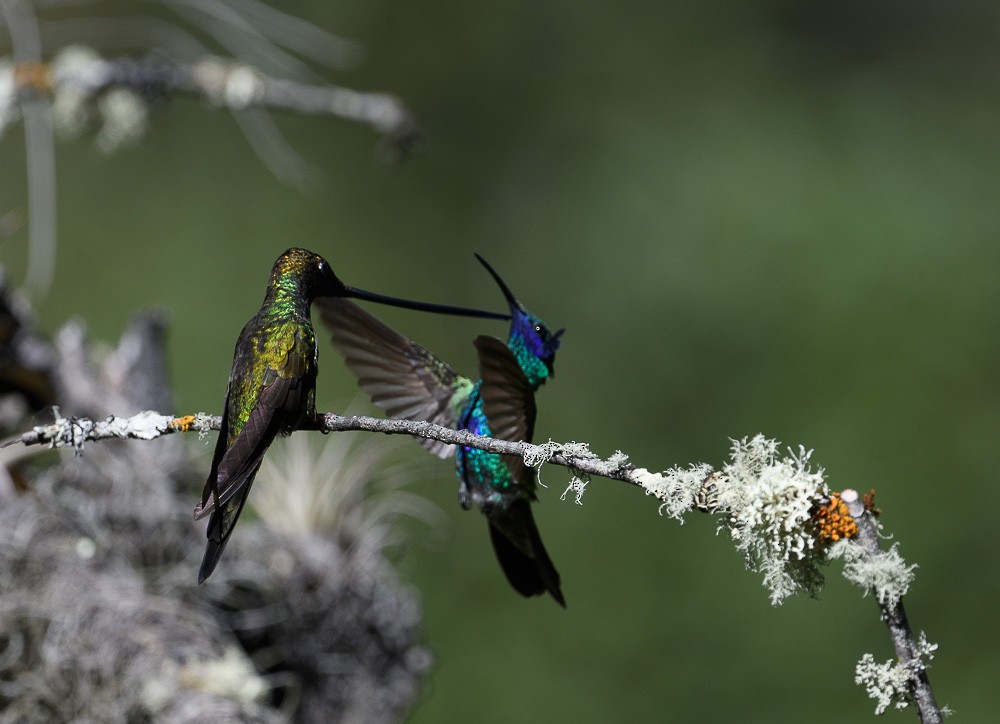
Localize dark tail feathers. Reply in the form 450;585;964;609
198;485;252;583
488;500;565;607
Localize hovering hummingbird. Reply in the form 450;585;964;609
194;247;508;583
319;255;565;605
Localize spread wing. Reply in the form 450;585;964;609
474;335;537;484
317;297;472;459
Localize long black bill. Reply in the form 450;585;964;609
473;253;523;311
345;286;510;321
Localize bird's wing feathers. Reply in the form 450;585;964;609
474;335;536;442
318;297;471;459
474;335;537;483
197;380;233;518
194;326;311;520
198;471;257;582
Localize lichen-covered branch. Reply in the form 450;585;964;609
1;0;422;298
3;410;217;450
0;0;58;301
839;490;942;722
3;412;945;719
1;49;420;153
3;409;633;481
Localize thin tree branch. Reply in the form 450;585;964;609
2;410;218;450
312;413;637;484
4;52;420;151
2;410;944;720
841;489;941;723
0;0;58;301
3;410;633;484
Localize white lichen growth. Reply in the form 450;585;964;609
191;57;231;107
0;60;17;138
560;441;598;460
855;654;913;714
224;65;266;109
11;410;220;451
626;435;836;603
523;439;597;492
192;412;217;440
523;439;561;469
190;58;266;110
523;440;614;504
606;450;630;470
717;435;829;605
854;633;939;715
47;46;148;151
637;463;714;521
829;539;916;608
560;475;589;505
103;410;169;440
51;46;109;90
50;46;105;140
96;88;147;152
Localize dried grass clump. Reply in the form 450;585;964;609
0;274;430;722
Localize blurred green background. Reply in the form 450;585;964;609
2;0;997;719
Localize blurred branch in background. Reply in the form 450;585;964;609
0;0;56;302
5;352;947;719
0;0;420;301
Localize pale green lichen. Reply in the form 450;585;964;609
606;450;630;470
560;475;589;505
96;88;147;152
560;441;598;460
48;47;148;151
523;440;598;497
854;633;939;715
716;435;829;605
828;539;916;608
523;439;561;469
555;442;596;503
631;435;832;603
193;412;217;440
637;463;713;521
223;65;266;109
50;46;104;140
101;410;171;440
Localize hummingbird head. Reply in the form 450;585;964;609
270;248;348;301
272;247;512;320
475;253;563;381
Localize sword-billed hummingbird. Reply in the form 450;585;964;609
194;247;508;583
318;255;565;605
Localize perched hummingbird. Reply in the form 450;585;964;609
194;248;508;583
319;255;566;605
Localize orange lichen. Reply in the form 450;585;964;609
14;63;53;93
168;415;197;432
862;488;881;517
812;492;858;543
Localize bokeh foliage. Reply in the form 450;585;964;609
2;0;997;719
